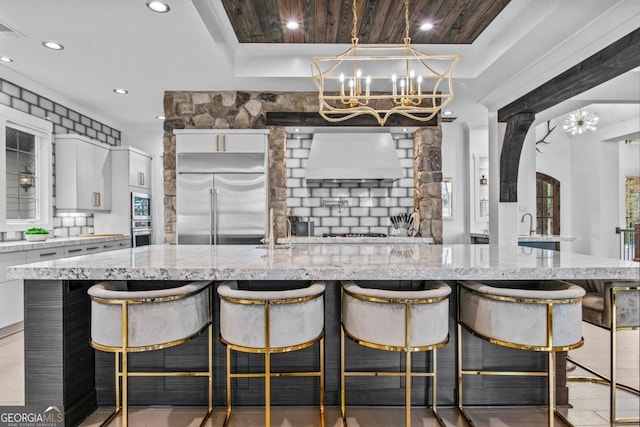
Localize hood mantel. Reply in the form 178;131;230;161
305;133;403;183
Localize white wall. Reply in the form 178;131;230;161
121;124;165;245
441;123;468;243
535;121;573;250
467;124;489;234
536;113;640;258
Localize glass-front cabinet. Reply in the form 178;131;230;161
474;153;489;223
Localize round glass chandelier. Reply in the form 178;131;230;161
562;109;599;135
310;0;460;126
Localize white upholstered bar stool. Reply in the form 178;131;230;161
88;281;213;427
457;281;585;427
217;280;326;427
567;279;639;424
340;280;451;427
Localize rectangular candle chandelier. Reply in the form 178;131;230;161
311;0;461;126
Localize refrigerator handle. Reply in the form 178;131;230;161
213;188;219;246
209;188;213;246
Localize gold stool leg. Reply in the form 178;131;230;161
548;351;555;427
340;327;347;426
320;336;325;427
405;349;411;427
224;345;232;427
265;349;271;427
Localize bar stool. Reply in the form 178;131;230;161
217;280;326;427
340;280;451;427
457;280;585;427
88;280;213;427
567;279;639;423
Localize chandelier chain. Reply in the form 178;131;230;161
351;0;358;45
404;0;411;45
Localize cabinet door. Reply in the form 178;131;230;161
93;145;111;211
129;151;151;189
76;141;96;210
176;132;266;154
221;133;265;153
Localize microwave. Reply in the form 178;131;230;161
131;192;151;220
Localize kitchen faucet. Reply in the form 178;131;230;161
520;213;535;236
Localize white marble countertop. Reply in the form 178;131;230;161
277;236;434;244
8;243;639;281
0;235;129;253
517;234;579;242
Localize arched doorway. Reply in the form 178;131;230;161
536;172;560;235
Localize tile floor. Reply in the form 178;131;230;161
0;322;638;426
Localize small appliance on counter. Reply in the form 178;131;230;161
294;220;314;237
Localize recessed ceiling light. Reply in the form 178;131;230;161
146;1;170;13
113;88;129;95
0;56;13;63
42;41;64;50
402;128;409;132
294;128;300;132
286;21;299;30
442;110;453;116
156;115;165;120
420;23;434;31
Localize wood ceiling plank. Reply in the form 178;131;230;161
454;0;510;44
323;0;343;44
336;0;357;43
366;0;394;44
221;0;254;43
424;0;467;44
357;0;377;44
375;0;406;44
302;0;315;43
412;0;447;44
259;0;284;43
277;0;294;43
314;0;327;43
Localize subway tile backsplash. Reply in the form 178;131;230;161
286;135;415;236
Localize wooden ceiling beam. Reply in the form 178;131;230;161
498;28;640;123
266;112;438;127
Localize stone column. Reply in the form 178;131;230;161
268;126;287;239
414;126;443;243
163;131;177;244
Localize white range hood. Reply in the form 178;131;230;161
305;133;403;182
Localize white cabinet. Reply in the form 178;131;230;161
112;147;152;190
55;134;112;212
93;147;153;236
174;129;267;154
474;153;489;223
0;237;132;334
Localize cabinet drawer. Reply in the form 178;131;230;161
0;251;27;283
64;244;87;257
101;239;131;251
27;247;64;263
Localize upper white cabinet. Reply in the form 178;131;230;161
55;134;112;212
174;129;267;154
111;146;152;190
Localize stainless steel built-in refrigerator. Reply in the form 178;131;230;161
176;153;266;245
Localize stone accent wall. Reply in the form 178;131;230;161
414;127;443;243
162;90;442;243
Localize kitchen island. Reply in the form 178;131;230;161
8;244;639;426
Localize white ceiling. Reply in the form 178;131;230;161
0;0;638;130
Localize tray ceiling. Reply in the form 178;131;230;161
220;0;511;44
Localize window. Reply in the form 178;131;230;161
625;176;640;227
536;172;560;235
0;104;53;231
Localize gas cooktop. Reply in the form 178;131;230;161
323;233;388;238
